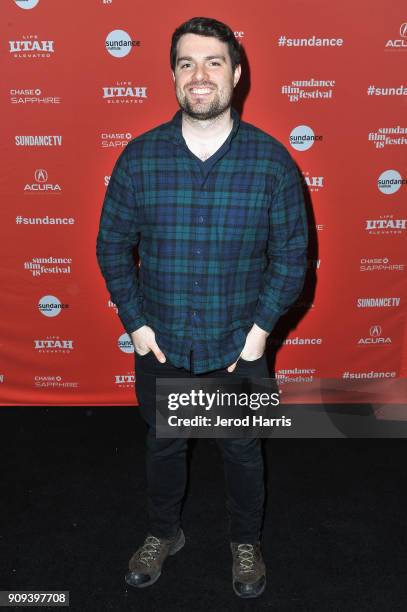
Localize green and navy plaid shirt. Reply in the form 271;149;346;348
96;107;308;374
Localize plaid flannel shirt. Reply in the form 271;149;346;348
96;107;308;373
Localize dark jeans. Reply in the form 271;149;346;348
134;350;269;544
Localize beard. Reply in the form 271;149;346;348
176;81;233;121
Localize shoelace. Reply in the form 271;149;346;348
137;536;162;567
236;544;256;573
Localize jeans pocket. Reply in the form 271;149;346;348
134;349;153;358
239;353;264;364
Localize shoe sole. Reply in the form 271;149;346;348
233;576;266;599
125;529;185;589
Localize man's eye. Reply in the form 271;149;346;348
210;61;220;66
181;63;191;69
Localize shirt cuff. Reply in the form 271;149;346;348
253;305;282;335
122;314;148;336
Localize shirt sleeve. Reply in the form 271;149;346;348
96;145;147;335
253;154;308;334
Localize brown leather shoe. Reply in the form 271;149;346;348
125;529;185;588
230;542;266;598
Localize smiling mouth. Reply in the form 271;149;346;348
188;87;214;95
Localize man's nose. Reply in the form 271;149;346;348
192;63;209;81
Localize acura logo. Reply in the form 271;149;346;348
400;23;407;38
370;325;382;337
35;169;48;183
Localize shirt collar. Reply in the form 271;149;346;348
166;106;241;145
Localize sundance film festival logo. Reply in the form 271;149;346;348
365;215;406;235
377;169;406;194
24;169;61;193
289;125;322;151
385;22;407;50
302;171;324;192
276;367;316;384
34;336;74;354
101;132;132;148
108;300;118;313
105;30;141;58
9;35;54;58
10;88;61;105
281;79;335;102
38;295;69;318
115;372;135;388
102;82;147;104
24;256;72;277
14;0;40;9
368;126;407;149
270;336;322;347
358;325;392;345
118;333;134;353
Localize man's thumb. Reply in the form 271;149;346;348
227;361;237;373
154;346;166;363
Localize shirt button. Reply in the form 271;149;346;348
198;215;204;223
194;280;199;286
192;310;197;317
196;249;201;255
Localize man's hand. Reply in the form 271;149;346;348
130;325;166;363
227;323;269;373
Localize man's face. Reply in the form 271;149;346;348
172;33;241;121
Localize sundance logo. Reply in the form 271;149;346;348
356;297;400;308
108;300;118;313
289;125;322;151
38;295;69;318
377;169;406;194
24;256;72;277
270;336;322;346
281;79;335;103
14;0;40;9
105;30;141;58
15;135;62;146
368;126;407;149
118;333;134;353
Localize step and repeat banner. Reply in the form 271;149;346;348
1;0;406;406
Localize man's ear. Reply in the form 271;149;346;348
233;64;241;88
171;71;175;82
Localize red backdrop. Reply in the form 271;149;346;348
1;0;406;406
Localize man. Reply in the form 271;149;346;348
96;16;308;599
